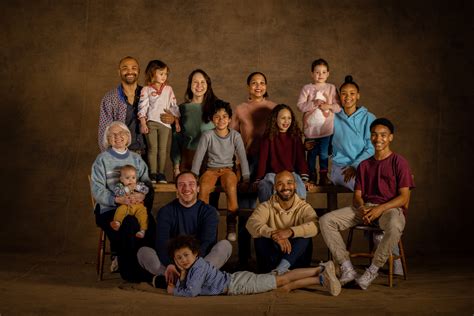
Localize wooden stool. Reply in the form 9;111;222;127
89;175;111;281
346;225;407;287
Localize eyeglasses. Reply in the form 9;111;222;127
108;131;128;138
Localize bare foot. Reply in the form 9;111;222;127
110;221;120;231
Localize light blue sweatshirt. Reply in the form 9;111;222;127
91;148;150;214
332;106;376;168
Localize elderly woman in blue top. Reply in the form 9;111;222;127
330;75;376;190
91;121;154;281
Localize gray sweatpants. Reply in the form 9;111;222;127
137;240;232;275
320;205;405;268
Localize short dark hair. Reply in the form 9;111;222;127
168;235;201;259
174;171;199;188
311;58;329;72
212;100;232;118
370;118;395;134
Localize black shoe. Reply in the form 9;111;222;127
151;275;167;289
150;173;157;184
156;173;167;184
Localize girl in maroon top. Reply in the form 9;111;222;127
255;104;313;202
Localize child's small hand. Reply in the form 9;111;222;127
313;99;324;107
140;123;149;134
304;140;315;151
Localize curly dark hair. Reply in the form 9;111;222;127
168;235;201;259
264;104;302;140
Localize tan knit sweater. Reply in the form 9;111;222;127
246;195;318;238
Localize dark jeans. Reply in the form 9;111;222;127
95;204;156;283
254;237;313;273
306;136;331;177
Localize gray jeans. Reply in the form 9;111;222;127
320;205;405;267
137;240;232;275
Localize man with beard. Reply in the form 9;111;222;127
246;170;318;274
98;56;146;154
137;171;232;287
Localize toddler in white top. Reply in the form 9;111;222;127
138;60;180;184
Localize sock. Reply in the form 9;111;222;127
368;263;379;274
275;259;291;274
318;261;326;273
341;260;354;271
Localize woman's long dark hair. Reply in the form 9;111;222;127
184;69;218;123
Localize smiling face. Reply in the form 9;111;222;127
276;108;292;133
340;84;360;114
212;108;231;131
312;64;329;84
176;173;199;207
174;247;198;270
107;124;130;150
190;72;208;101
370;124;393;152
118;58;139;85
248;73;267;100
274;171;296;201
153;67;168;85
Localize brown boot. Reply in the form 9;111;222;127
318;171;331;186
226;212;237;242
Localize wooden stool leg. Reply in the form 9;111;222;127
399;239;408;280
98;230;106;281
388;254;393;287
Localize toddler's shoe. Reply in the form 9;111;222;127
110;221;121;231
136;230;145;238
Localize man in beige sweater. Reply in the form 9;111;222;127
246;171;318;274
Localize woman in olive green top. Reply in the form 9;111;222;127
161;69;226;176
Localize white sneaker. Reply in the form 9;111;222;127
393;258;403;276
226;232;237;242
319;261;342;296
339;265;358;285
356;269;378;290
110;256;119;273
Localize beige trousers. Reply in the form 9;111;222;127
320;204;405;267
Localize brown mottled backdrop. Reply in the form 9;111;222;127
1;0;472;257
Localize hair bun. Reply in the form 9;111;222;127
344;75;353;83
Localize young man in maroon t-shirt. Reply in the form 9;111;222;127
320;118;415;290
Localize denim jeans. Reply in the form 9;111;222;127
306;136;331;178
254;237;313;273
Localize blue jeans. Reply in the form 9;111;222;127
254;237;313;273
306;136;331;179
258;172;306;203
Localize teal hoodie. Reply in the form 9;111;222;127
332;106;376;168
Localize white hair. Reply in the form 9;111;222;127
102;121;132;149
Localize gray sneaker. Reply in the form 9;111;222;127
339;265;358;285
319;261;342;296
356;269;378;290
393;258;403;276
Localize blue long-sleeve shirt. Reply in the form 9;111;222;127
174;257;231;297
155;200;219;266
332;106;376;168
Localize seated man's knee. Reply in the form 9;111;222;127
216;239;232;255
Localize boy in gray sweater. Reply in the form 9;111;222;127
191;102;250;242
